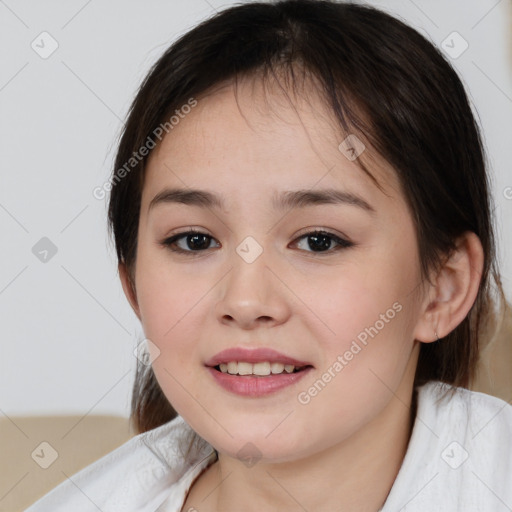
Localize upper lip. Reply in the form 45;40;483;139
205;347;313;368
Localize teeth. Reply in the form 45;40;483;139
238;362;252;375
253;362;271;376
271;362;284;374
219;361;302;376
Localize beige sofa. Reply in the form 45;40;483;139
2;304;510;511
0;415;133;511
473;300;512;402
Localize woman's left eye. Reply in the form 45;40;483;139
160;229;353;255
291;230;354;253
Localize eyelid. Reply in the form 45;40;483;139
293;226;350;241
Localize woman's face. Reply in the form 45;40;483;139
124;78;430;462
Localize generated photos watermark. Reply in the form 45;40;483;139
297;301;403;405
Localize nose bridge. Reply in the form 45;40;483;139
227;238;271;306
216;236;290;328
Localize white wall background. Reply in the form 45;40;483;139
1;0;511;419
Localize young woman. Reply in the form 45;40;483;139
27;1;511;510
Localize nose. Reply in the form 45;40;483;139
215;245;291;330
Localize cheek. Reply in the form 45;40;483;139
305;260;416;345
301;262;422;411
134;248;210;343
296;287;418;428
135;261;206;411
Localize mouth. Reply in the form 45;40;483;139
205;347;314;396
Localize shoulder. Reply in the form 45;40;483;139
25;415;216;512
382;381;512;511
418;380;512;437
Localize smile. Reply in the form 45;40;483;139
205;347;314;396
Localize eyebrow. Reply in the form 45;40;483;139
148;187;376;215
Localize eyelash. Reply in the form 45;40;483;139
160;228;354;256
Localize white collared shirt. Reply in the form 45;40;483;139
25;381;512;511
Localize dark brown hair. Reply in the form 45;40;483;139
107;0;506;435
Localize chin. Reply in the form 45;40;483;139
211;428;308;464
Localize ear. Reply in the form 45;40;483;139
413;231;484;343
119;262;141;321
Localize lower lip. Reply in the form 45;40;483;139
206;366;313;397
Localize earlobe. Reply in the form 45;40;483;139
119;262;141;320
414;231;484;343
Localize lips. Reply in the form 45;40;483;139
205;348;314;397
204;347;313;368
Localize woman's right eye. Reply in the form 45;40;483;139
161;230;220;255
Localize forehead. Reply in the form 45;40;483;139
142;77;404;212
